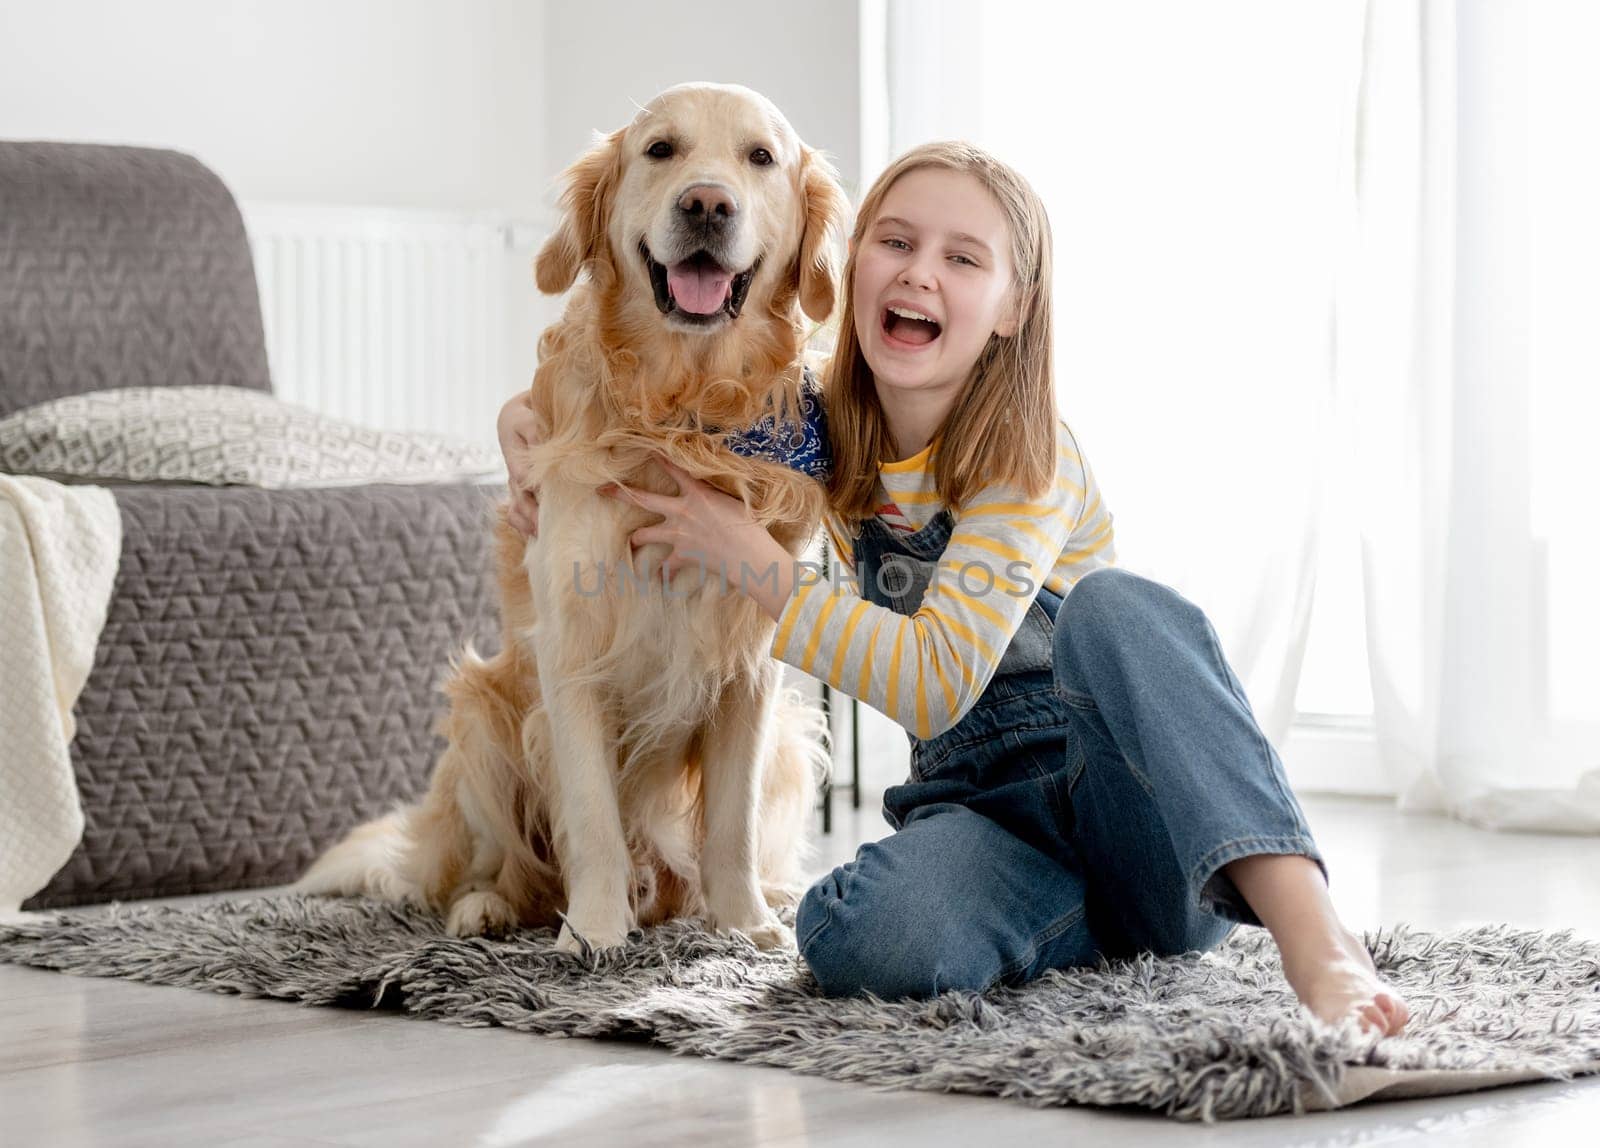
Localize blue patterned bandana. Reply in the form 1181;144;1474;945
716;368;832;481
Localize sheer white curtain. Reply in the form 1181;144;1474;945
1344;0;1600;831
884;0;1600;832
884;0;1366;750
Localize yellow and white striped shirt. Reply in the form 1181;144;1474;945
770;418;1117;739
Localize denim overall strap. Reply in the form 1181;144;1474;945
850;510;1065;667
848;509;1069;774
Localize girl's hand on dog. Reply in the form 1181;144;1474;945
498;391;542;538
600;456;796;619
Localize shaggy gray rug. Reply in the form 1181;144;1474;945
2;895;1597;1123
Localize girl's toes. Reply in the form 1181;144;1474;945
1376;992;1411;1034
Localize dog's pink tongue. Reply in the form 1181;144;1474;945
667;262;734;315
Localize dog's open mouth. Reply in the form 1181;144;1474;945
642;242;757;324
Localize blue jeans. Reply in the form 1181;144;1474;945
794;567;1328;999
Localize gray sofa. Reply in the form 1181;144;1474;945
1;141;501;908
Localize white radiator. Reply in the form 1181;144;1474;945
241;203;553;448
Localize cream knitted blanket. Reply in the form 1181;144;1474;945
0;476;121;918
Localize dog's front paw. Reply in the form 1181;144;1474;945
709;909;795;952
554;912;632;957
760;880;806;912
740;916;797;952
445;890;519;938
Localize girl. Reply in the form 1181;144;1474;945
498;141;1410;1037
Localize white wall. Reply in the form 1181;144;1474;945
0;0;548;210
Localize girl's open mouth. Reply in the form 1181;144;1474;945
881;305;942;349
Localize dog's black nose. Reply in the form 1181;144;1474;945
677;183;738;221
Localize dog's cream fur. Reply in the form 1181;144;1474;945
294;84;849;955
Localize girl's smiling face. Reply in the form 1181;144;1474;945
852;166;1019;404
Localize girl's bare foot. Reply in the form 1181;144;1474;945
1278;924;1412;1036
1222;853;1411;1037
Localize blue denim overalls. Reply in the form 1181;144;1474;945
794;504;1328;1000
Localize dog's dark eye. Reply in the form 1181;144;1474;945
646;141;674;160
749;148;773;167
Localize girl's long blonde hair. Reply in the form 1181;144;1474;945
824;141;1059;533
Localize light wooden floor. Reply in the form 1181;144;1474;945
4;793;1599;1147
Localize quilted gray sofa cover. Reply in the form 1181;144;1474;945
1;141;500;908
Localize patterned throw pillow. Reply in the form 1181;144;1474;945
0;386;503;489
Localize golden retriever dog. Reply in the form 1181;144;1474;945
294;83;849;955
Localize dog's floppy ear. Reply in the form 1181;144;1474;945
796;147;850;324
535;127;625;295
